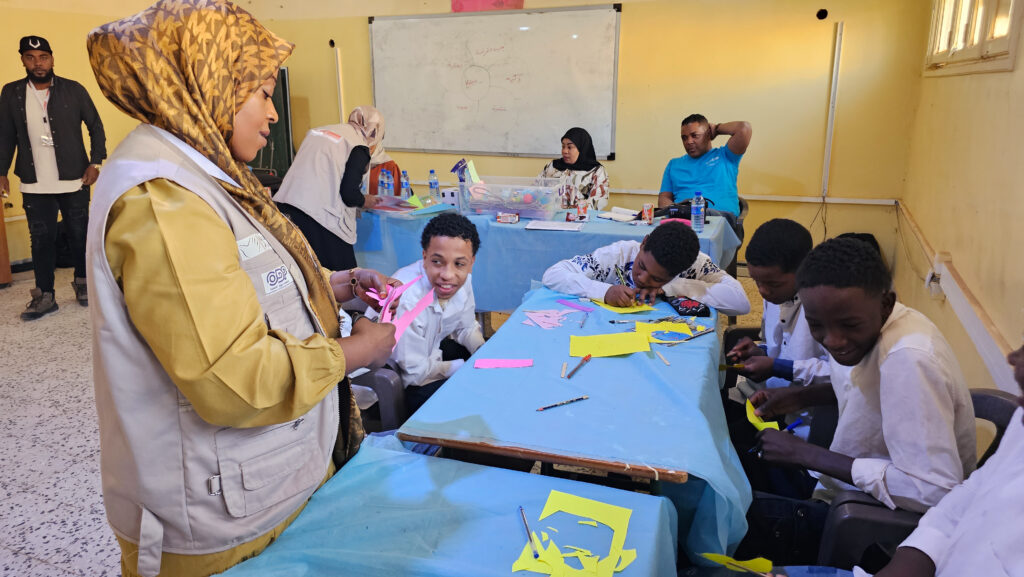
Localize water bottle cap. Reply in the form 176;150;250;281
430;169;436;174
695;191;702;197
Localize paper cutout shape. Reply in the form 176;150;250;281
746;399;779;431
524;309;575;329
592;300;656;314
557;299;595;313
366;275;423;324
523;319;538;327
547;526;559;533
570;332;650;358
407;195;424;209
651;331;687;342
390;289;435;352
474;358;533;369
700;553;773;574
512;490;637;576
635;321;693;343
578;520;598;527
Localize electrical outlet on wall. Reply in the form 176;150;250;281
924;268;945;300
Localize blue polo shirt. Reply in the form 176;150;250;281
660;145;742;216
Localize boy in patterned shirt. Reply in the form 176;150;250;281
542;221;749;315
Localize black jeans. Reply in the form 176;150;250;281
22;188;90;293
404;339;473;415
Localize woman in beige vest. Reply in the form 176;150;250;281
86;1;396;575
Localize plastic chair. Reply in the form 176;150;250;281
352;367;406;433
816;388;1021;570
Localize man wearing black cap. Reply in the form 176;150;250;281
0;35;106;320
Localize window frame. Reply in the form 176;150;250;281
925;0;1024;75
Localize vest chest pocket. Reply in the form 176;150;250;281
214;420;326;518
237;248;315;337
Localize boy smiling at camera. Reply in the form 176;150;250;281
368;213;485;415
736;237;977;565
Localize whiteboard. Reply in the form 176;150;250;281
370;6;619;158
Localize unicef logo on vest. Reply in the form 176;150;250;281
262;265;294;296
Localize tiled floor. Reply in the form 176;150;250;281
0;269;120;576
0;263;762;577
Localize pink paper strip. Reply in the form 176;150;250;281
474;358;534;369
378;274;423;324
557;299;595;312
390;288;434;351
522;319;537;327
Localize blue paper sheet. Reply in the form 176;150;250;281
219;435;679;576
398;288;752;564
354;213;741;311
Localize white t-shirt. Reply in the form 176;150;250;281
21;82;82;194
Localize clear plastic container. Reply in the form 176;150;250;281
462;176;560;220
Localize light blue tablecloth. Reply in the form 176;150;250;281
397;287;752;564
354;212;741;311
219;435;679;577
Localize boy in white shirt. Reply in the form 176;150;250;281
367;213;485;414
541;221;750;315
857;342;1024;577
738;237;976;565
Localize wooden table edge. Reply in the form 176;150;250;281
396;432;689;484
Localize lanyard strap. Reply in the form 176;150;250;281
28;83;50;119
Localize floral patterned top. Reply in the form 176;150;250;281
539;161;610;210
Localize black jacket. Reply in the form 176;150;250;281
0;75;106;184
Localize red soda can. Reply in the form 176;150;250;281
642;203;654;224
576;203;589;222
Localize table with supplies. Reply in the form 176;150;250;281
354;212;741;311
397;287;752;561
219;434;679;577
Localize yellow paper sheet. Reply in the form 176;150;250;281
512;490;638;577
407;195;424;208
635;321;693;343
700;553;773;574
592;300;656;314
746;399;779;431
467;159;481;183
570;332;650;358
578;520;598;527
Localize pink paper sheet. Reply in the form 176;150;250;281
557;299;595;313
390;288;434;351
474;358;534;369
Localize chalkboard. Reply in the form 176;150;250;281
370;6;619;159
249;67;295;177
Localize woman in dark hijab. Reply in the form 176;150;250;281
539;127;610;210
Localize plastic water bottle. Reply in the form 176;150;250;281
387;170;396;196
400;170;411;198
377;169;387;197
428;169;440;201
691;191;705;234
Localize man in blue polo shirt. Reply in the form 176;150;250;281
658;114;751;229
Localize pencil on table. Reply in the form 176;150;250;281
560;362;567;378
655;351;670;366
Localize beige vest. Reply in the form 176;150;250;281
87;124;339;576
273;124;365;244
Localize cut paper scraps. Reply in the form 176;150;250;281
523;309;575;330
474;358;534;369
512;490;637;577
592;300;656;314
746;399;780;431
699;553;773;575
635;321;693;343
557;299;595;313
570;332;650;358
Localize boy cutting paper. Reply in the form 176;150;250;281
541;221;749;315
366;213;485;414
736;238;976;565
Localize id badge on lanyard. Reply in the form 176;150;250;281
40;134;54;147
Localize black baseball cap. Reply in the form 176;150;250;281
19;36;52;55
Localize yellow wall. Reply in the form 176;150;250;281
2;2;152;262
263;0;929;207
895;24;1024;388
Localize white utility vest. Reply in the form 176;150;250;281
87;124;338;576
273;124;365;244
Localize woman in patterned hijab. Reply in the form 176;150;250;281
86;2;396;575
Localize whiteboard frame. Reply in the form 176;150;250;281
368;4;620;159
